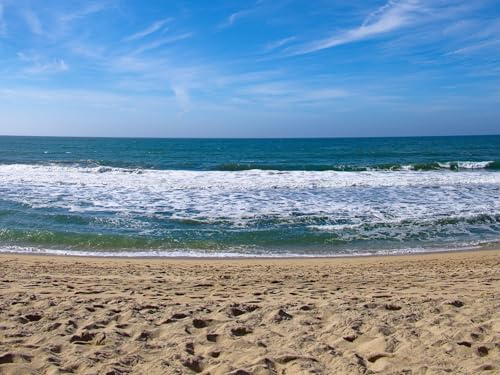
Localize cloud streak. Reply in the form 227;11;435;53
17;52;69;75
446;38;500;56
289;0;422;55
219;9;253;29
25;59;69;74
23;8;43;35
124;18;171;42
133;32;194;54
239;82;350;106
171;84;191;114
0;3;6;36
58;2;110;24
265;36;296;51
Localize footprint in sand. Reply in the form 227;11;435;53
182;356;204;373
227;303;259;317
18;313;42;324
231;327;253;336
0;352;32;364
207;333;218;342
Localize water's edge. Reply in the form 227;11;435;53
1;241;498;259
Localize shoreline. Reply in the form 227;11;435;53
1;248;499;268
0;244;497;262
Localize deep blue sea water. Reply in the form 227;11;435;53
0;135;499;257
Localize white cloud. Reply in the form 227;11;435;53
265;36;296;51
171;84;191;114
290;0;422;55
0;87;174;113
17;51;35;62
99;51;201;114
446;39;500;56
26;59;69;74
239;82;350;105
445;15;500;56
17;52;69;74
0;4;6;36
133;32;194;54
21;2;113;41
219;9;252;29
124;18;171;42
23;8;43;35
66;41;105;59
58;2;110;24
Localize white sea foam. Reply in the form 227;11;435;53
437;161;494;169
0;164;499;230
0;243;484;258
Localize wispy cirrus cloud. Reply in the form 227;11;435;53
446;39;500;56
23;8;43;35
17;52;69;74
19;2;113;40
219;9;253;29
98;51;203;114
444;16;500;56
66;40;105;59
265;36;296;52
124;18;171;42
239;82;350;106
289;0;423;55
25;59;69;74
133;32;194;54
58;2;111;24
0;87;175;115
0;3;6;36
171;84;191;114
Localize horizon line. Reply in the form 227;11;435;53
0;133;499;141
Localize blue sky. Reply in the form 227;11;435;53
0;0;499;137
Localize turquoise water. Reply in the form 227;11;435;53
0;135;499;257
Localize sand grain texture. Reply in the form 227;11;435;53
0;251;499;374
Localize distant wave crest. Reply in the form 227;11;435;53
1;159;499;172
213;160;500;172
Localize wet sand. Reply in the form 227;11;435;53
0;250;499;374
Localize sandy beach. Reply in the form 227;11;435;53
0;250;499;374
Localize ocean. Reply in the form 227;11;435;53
0;135;499;257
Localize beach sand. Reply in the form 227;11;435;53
0;250;499;374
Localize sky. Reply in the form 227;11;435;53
0;0;499;138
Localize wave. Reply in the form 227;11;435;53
309;214;500;242
0;228;227;250
213;160;500;172
1;159;499;172
1;163;500;195
1;213;499;251
310;213;500;230
1;163;499;255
